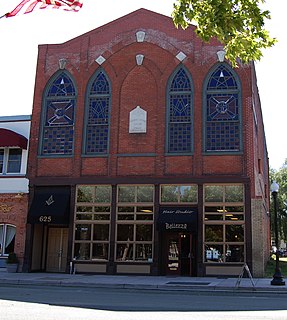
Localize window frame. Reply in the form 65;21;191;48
203;63;242;153
73;185;112;262
203;184;245;264
116;185;154;263
160;184;198;204
83;68;111;156
39;70;77;157
166;66;194;154
0;224;16;257
0;148;22;175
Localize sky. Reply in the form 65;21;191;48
0;0;285;170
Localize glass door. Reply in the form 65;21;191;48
167;234;180;275
166;233;193;276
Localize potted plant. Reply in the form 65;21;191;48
6;252;19;273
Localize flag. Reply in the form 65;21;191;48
5;0;83;18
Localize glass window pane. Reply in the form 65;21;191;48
161;186;178;202
136;206;153;213
204;214;223;221
118;214;134;220
95;186;111;203
225;206;244;213
205;225;223;242
93;224;109;241
76;206;93;212
204;186;224;202
4;225;16;255
137;186;154;202
74;224;91;240
77;186;93;202
94;214;110;221
94;206;110;212
74;243;90;260
118;186;135;202
0;225;3;255
179;185;197;202
225;214;244;221
117;224;134;241
92;243;109;260
226;244;244;262
118;206;134;213
226;225;244;242
135;244;152;261
205;206;224;212
136;225;153;241
116;243;133;261
205;244;223;262
7;149;22;173
136;214;153;221
225;185;244;202
0;150;4;173
76;214;93;220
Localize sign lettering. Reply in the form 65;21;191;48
165;223;188;230
39;215;52;223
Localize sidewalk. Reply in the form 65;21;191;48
1;271;287;294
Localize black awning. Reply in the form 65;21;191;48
28;187;70;224
157;207;198;232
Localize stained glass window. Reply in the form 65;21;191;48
167;68;193;153
41;72;76;155
205;64;241;152
85;71;110;154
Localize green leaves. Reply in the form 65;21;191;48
172;0;277;66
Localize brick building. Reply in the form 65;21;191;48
24;9;270;277
0;115;30;271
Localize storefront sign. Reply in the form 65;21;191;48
165;223;188;230
160;208;195;215
157;206;198;232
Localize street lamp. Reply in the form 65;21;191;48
270;181;285;286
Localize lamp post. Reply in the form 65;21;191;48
270;181;285;286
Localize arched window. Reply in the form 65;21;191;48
0;224;16;256
167;67;193;153
41;71;76;155
84;70;111;154
204;64;241;152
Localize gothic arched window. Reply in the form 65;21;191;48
84;70;111;154
167;67;193;153
204;64;241;152
41;71;76;155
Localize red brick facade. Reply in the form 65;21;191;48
26;9;269;277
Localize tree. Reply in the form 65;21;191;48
172;0;276;67
270;159;287;244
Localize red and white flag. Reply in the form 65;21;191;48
5;0;83;18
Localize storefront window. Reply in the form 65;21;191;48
205;225;223;242
74;243;90;260
203;184;245;263
160;185;198;203
74;185;111;261
116;185;154;262
204;185;224;202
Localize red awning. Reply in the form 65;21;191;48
0;128;28;150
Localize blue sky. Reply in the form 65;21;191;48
0;0;285;170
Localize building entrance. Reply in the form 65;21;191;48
46;228;68;272
165;232;195;276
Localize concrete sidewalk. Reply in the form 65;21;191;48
0;271;287;294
